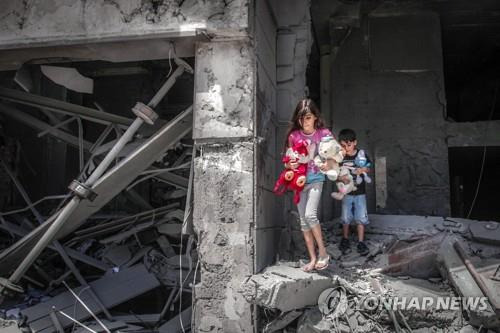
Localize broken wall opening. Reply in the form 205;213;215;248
449;146;500;221
0;55;197;332
438;0;500;122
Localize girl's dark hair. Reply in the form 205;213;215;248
283;98;325;151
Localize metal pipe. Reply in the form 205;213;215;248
0;103;93;150
148;65;184;108
0;87;133;126
453;241;500;314
49;310;65;333
1;66;186;297
85;117;143;185
0;160;112;319
55;308;98;333
38;116;76;137
62;281;111;333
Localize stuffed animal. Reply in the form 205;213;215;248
313;136;344;181
331;166;357;200
354;149;372;184
273;140;310;204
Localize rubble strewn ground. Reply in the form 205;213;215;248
246;215;500;332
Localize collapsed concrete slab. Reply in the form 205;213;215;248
469;221;500;246
437;236;500;329
241;265;333;312
378;233;445;278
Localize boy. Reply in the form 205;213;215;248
337;128;371;256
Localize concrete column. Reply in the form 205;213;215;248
192;40;255;333
320;45;331;127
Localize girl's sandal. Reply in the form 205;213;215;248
315;255;330;271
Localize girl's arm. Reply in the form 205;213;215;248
284;133;298;169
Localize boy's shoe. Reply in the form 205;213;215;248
339;238;350;254
357;241;369;256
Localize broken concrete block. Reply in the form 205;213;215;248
241;265;333;312
380;233;445;278
325;244;342;260
296;307;332;333
437;237;500;329
277;33;296;66
263;309;302;333
469;221;500;246
383;277;458;326
459;325;479;333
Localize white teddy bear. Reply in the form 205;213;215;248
313;136;357;200
331;167;357;200
314;136;344;181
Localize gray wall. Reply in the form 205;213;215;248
330;11;450;216
254;0;280;272
192;39;255;332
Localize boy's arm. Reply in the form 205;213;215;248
361;150;372;173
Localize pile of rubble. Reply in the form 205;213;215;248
0;59;197;333
243;215;500;332
0;141;197;333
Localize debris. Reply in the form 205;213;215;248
378;233;445;278
40;66;94;94
20;265;160;332
157;307;192;333
157;235;177;257
469;221;500;246
241;265;333;312
437;236;500;329
263;309;303;333
157;223;183;237
101;245;132;267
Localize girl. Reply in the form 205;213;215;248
284;98;333;272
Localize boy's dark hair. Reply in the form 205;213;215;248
338;128;356;142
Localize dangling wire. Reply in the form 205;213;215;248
467;81;498;218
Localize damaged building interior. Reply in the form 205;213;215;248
0;0;500;332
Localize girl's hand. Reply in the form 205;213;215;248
285;161;299;170
319;159;335;171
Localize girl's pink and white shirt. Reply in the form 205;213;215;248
288;128;333;183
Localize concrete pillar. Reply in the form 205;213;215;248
192;40;255;333
320;45;331;127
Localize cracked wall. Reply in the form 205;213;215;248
0;0;249;49
331;11;450;216
193;39;257;332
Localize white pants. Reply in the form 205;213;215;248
297;182;323;231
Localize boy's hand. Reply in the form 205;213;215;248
354;167;370;175
338;175;350;184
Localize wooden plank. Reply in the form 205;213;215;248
21;264;160;332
